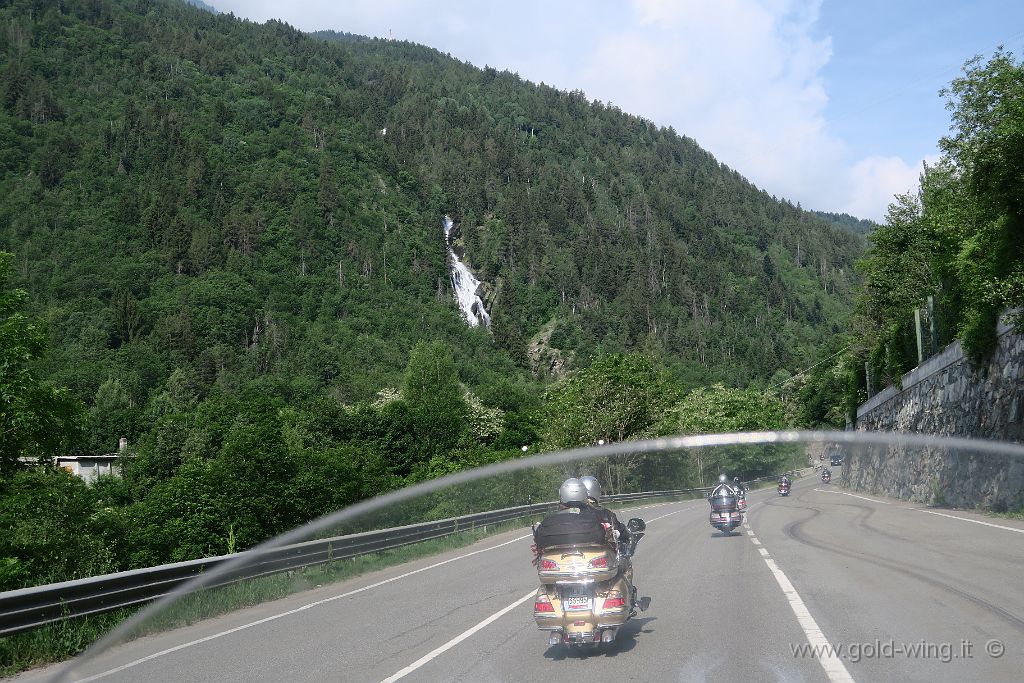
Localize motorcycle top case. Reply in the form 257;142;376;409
709;495;738;512
534;507;608;549
536;544;619;583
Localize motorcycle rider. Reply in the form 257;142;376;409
531;478;609;565
821;468;832;482
710;473;737;497
579;475;644;612
579;475;631;553
779;474;791;486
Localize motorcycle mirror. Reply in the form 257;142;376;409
626;518;646;533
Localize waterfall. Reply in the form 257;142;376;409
444;216;491;329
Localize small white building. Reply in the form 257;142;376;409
54;438;132;483
55;454;124;482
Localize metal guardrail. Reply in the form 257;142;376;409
0;474;795;637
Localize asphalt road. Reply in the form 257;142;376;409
17;475;1024;682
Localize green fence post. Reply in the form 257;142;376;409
914;308;924;363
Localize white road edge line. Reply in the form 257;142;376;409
70;533;534;682
379;591;537;682
648;506;691;522
813;489;890;504
918;509;1024;534
761;555;855;682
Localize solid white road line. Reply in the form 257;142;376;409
71;533;534;682
918;509;1024;534
648;507;689;523
813;489;890;504
379;590;537;682
761;556;855;682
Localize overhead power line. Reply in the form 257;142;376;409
767;346;849;392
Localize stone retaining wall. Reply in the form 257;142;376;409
848;317;1024;510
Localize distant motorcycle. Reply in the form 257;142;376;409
821;469;831;484
736;490;748;512
778;481;790;496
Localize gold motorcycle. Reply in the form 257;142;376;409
533;518;648;648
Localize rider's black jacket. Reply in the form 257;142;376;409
590;503;631;546
533;505;607;549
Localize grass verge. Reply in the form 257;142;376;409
985;507;1024;521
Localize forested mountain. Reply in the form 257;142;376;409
0;0;863;604
0;0;861;427
311;30;865;385
813;210;877;236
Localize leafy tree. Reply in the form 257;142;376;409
0;253;83;474
850;48;1024;396
0;468;113;590
402;340;470;477
659;383;787;483
541;353;677;448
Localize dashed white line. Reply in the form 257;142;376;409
379;590;537;682
751;538;762;546
918;509;1024;534
757;547;770;557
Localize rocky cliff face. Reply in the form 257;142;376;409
847;317;1024;510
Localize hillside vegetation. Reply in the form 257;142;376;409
0;0;860;603
850;49;1024;396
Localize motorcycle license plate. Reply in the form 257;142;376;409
563;593;592;611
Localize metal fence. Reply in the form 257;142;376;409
0;475;792;637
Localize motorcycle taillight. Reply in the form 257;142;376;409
540;558;557;570
587;556;608;569
602;593;626;609
534;595;555;612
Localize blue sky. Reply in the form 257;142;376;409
210;1;1024;222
